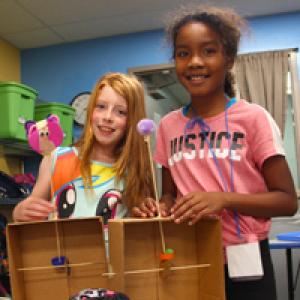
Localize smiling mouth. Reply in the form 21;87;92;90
98;126;115;133
187;74;210;81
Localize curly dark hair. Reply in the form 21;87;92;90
165;4;247;97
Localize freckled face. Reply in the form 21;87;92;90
91;86;128;153
175;21;232;100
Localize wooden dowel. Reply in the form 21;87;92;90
20;262;210;274
50;176;58;221
102;263;211;277
144;136;160;207
170;264;210;271
54;222;61;258
158;222;166;253
18;261;104;272
103;268;161;276
144;135;166;253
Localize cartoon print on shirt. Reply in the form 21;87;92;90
96;189;122;224
168;130;245;166
56;183;76;218
51;147;127;221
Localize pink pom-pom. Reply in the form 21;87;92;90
137;119;156;136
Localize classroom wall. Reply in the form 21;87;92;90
21;11;300;300
21;12;300;102
0;39;22;176
0;39;20;82
0;39;22;220
21;30;169;103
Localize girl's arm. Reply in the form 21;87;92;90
12;155;55;222
224;155;297;217
171;155;298;224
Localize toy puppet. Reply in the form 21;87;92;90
25;114;64;156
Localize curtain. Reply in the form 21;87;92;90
289;52;300;188
235;50;289;133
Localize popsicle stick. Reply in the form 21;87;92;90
102;263;211;277
54;222;61;258
18;261;104;272
144;135;166;253
144;136;160;209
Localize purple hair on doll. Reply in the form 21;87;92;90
136;118;156;136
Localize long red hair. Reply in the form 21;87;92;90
74;72;154;208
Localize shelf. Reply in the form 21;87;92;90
0;198;23;205
0;139;36;157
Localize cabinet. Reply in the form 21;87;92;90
0;140;39;214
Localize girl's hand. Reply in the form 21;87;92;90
131;194;175;218
131;197;157;217
159;194;174;217
13;197;55;222
171;192;226;225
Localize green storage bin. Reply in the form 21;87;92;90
34;102;75;146
0;81;37;141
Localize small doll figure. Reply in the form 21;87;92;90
69;288;130;300
96;189;123;225
25;114;64;156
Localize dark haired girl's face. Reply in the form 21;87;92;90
175;21;232;101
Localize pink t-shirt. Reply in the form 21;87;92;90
154;100;285;247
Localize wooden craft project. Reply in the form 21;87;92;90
108;217;225;300
7;217;225;300
7;218;108;300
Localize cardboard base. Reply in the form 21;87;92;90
7;217;225;300
7;218;108;300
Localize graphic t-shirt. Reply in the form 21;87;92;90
154;100;285;247
50;147;127;223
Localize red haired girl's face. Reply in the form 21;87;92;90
91;86;128;156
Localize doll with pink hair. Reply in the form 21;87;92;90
25;114;64;156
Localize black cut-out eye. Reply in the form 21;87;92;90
96;189;122;225
56;185;76;218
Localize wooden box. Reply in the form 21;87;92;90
7;217;108;300
7;217;225;300
109;218;225;300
